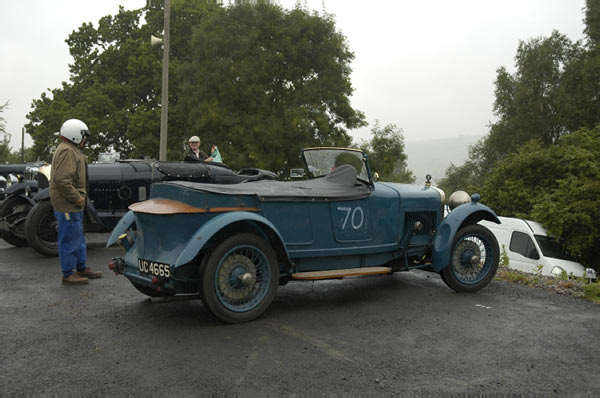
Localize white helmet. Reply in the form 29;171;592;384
60;119;90;144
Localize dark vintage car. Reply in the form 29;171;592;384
0;163;36;199
0;160;277;255
0;162;46;246
107;147;501;324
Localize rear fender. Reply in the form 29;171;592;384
432;199;500;272
106;210;136;247
174;212;289;267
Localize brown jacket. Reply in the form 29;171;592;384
50;140;88;213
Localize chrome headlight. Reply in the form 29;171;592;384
448;190;471;210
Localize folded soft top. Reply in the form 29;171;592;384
161;164;371;202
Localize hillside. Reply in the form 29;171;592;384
404;135;483;184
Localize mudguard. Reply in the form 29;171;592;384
3;181;39;205
32;187;49;201
174;211;288;267
106;210;136;247
432;195;500;272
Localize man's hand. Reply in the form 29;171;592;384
76;196;85;208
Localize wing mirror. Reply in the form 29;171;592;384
290;168;305;178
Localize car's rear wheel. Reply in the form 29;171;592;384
0;196;32;247
201;233;279;323
24;200;59;257
441;224;499;293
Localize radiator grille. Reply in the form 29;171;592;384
404;211;436;235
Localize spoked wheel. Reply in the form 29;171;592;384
441;224;499;293
24;200;59;257
0;196;32;247
201;233;279;323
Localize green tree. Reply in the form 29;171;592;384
0;101;18;164
443;31;582;188
176;4;364;173
480;127;600;269
26;6;165;161
359;122;414;183
25;2;364;172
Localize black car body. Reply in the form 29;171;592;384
0;160;277;255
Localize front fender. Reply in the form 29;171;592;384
432;199;500;272
106;210;136;247
32;187;50;201
174;211;288;267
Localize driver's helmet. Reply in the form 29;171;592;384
334;152;363;174
60;119;90;144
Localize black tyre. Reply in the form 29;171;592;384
131;281;162;298
24;200;59;257
201;233;279;323
0;196;32;247
441;224;499;293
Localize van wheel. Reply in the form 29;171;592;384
201;233;278;323
441;224;499;293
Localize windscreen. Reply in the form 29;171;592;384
303;149;369;181
534;235;576;261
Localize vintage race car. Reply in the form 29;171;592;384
0;160;277;255
0;163;36;200
107;147;501;324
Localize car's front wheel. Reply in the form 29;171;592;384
24;200;59;257
0;196;32;247
441;224;499;293
201;233;279;323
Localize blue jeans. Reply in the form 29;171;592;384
55;211;87;278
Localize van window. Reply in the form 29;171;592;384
534;235;575;261
509;231;540;260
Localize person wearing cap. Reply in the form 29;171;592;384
50;119;103;285
183;136;214;162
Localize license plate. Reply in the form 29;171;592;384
138;258;171;278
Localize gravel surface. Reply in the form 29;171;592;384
1;235;599;396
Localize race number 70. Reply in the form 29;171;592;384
337;206;364;230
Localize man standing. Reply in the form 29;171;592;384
50;119;102;285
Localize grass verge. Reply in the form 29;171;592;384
495;265;599;304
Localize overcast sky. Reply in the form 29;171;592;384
0;0;587;151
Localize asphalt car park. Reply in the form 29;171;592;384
1;233;599;396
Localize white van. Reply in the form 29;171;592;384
479;216;587;278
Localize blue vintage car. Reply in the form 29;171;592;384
107;147;500;323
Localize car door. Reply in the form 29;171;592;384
330;198;372;243
507;230;541;273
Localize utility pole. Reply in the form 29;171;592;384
21;127;25;162
159;0;170;161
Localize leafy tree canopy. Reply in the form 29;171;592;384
24;2;365;174
480;127;600;269
0;101;18;164
444;1;600;192
358;122;415;183
175;4;364;173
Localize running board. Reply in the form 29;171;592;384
291;267;392;280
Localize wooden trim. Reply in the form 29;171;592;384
291;267;392;280
129;199;259;214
